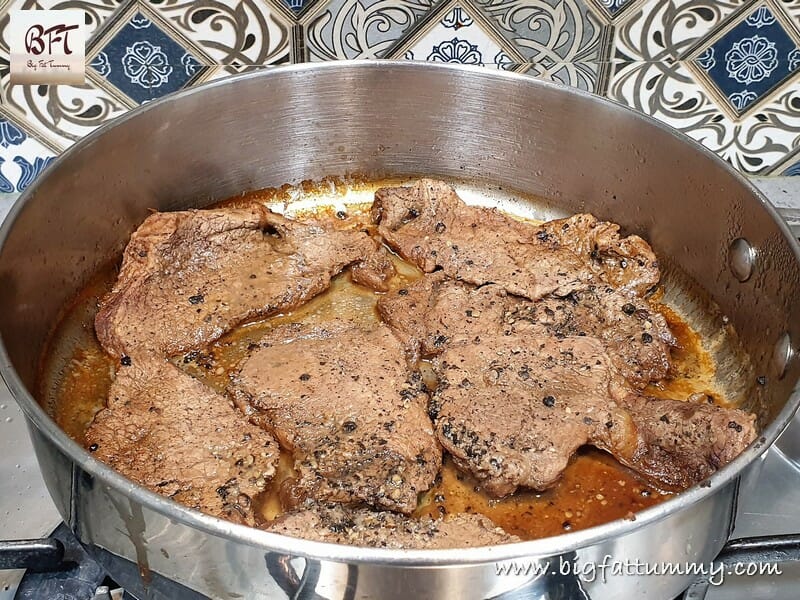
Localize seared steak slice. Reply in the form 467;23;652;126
538;214;660;296
619;395;757;489
506;285;675;387
379;274;674;387
269;503;518;548
371;179;593;300
351;245;397;292
86;357;278;526
228;320;441;514
96;204;379;358
433;334;755;495
371;179;662;301
432;335;639;496
377;272;508;363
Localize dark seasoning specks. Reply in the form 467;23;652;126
39;177;732;540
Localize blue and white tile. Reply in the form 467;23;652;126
610;0;743;62
277;0;320;18
584;0;638;21
0;0;125;52
150;0;292;68
690;3;800;115
0;114;57;193
87;9;207;104
472;0;604;91
608;0;800;175
303;0;434;60
394;3;524;69
782;159;800;176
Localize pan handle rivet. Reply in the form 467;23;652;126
772;332;794;379
729;238;755;282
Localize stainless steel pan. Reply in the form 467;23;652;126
1;61;799;600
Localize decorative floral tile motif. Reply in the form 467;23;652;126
610;0;746;62
608;0;800;175
689;3;800;115
391;2;525;69
471;0;604;91
278;0;319;17
2;79;130;149
303;0;434;60
584;0;638;22
0;113;57;193
149;0;292;68
88;10;205;104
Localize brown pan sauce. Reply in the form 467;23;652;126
41;197;725;541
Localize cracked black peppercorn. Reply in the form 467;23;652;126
335;210;347;219
299;373;311;381
120;355;132;366
542;395;556;407
622;303;636;315
88;443;98;452
342;421;357;433
188;294;204;305
641;332;653;344
728;421;743;433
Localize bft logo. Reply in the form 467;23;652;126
10;10;85;85
25;23;80;56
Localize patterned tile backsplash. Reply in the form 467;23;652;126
0;0;798;193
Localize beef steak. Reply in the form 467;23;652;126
538;213;660;296
372;179;593;300
432;333;755;495
228;320;441;514
371;180;661;301
379;274;674;387
620;394;758;488
86;357;279;526
96;204;380;358
269;503;518;548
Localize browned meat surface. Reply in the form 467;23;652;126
505;285;675;387
372;179;593;300
371;180;662;301
379;274;674;387
351;245;397;292
620;395;757;489
538;214;660;296
96;204;379;358
377;272;508;363
269;503;519;548
432;333;755;496
86;357;278;526
228;320;441;514
432;334;639;496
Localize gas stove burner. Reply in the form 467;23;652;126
12;524;129;600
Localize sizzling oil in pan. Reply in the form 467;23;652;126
39;178;731;541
